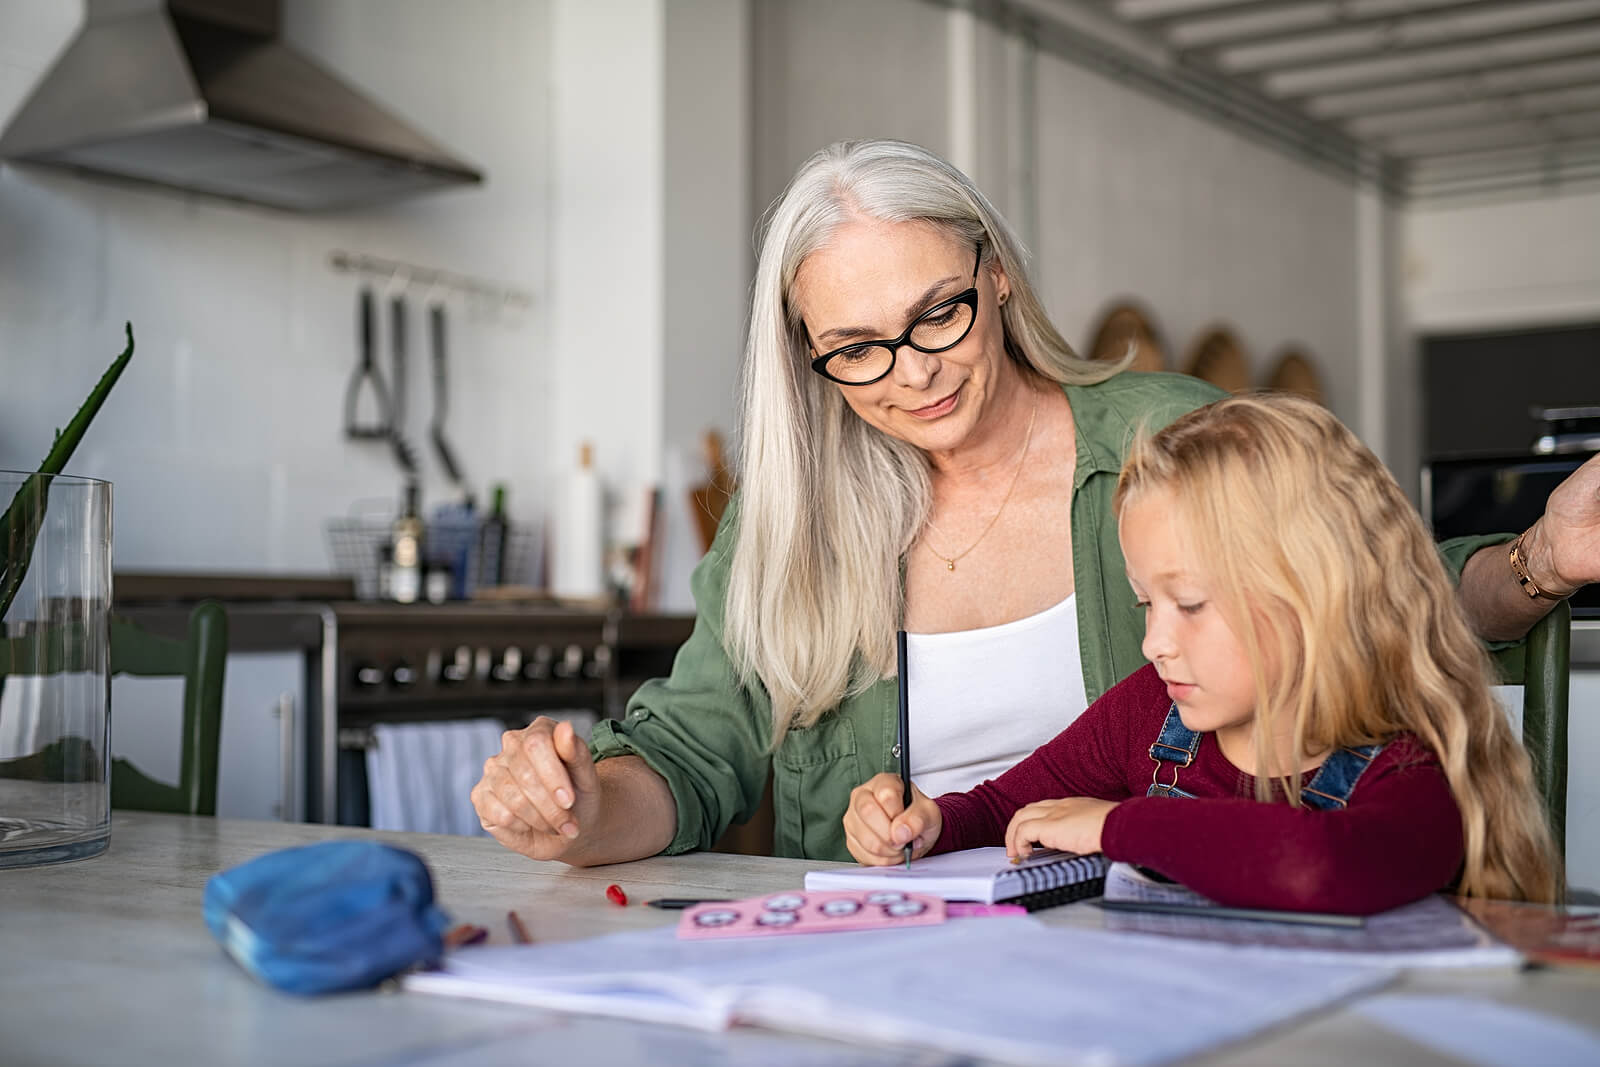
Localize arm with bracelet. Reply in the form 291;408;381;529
1453;452;1598;643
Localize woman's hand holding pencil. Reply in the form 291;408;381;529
844;774;941;866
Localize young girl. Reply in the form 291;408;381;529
845;393;1560;913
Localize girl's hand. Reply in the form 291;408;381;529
1004;797;1118;861
844;773;942;866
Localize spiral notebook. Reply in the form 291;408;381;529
804;847;1107;909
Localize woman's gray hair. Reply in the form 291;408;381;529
726;139;1120;741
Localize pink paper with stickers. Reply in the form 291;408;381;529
677;889;947;940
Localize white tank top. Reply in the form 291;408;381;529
904;594;1090;799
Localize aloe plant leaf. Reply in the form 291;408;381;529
0;323;134;621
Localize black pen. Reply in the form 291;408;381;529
644;898;733;910
896;628;912;870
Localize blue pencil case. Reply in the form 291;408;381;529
203;840;452;995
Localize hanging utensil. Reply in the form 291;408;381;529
342;287;392;440
429;302;467;491
388;295;419;475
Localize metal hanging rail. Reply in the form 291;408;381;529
328;250;533;309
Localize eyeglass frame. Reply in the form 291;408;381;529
806;243;985;387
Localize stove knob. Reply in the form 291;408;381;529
583;644;612;680
552;643;585;680
354;663;385;688
474;647;493;682
491;646;522;684
391;662;418;687
440;645;472;684
521;644;554;682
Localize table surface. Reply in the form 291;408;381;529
3;814;1598;1067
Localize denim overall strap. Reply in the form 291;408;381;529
1147;704;1201;798
1299;743;1385;811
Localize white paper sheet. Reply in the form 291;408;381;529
1354;993;1600;1067
406;916;1392;1066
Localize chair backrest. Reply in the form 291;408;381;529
1490;599;1571;858
110;600;228;816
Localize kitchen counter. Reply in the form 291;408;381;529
114;573;695;824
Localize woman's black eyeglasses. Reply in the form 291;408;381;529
808;245;983;386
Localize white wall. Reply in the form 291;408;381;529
753;0;951;219
547;0;752;612
548;0;664;495
1403;189;1600;333
0;0;552;574
751;0;1364;432
660;0;752;611
1029;50;1361;426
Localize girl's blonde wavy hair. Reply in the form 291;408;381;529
1114;393;1560;902
728;139;1121;743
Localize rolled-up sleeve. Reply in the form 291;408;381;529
588;506;773;854
1437;531;1518;650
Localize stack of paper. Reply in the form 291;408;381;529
406;916;1392;1066
1100;863;1522;968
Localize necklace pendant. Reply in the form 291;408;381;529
946;560;955;572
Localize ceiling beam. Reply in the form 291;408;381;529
1263;24;1600;97
1231;13;1600;79
1165;0;1548;51
1382;112;1600;156
1409;165;1600;202
1410;153;1600;185
1113;0;1316;25
1376;113;1600;158
1110;0;1473;32
1302;53;1600;118
1407;133;1600;172
1345;89;1600;137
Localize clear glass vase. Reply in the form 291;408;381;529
0;470;112;868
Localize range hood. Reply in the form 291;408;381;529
0;0;482;212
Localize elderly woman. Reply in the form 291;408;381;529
473;139;1599;864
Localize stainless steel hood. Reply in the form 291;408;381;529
0;0;483;212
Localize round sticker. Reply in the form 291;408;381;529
693;909;740;927
884;899;927;917
820;898;862;917
865;890;906;905
756;910;799;926
764;893;806;912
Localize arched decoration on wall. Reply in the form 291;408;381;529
1266;347;1325;405
1086;302;1168;373
1183;325;1251;394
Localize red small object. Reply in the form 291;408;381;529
605;883;628;907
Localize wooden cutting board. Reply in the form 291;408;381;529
689;429;733;553
1087;303;1168;373
1184;326;1252;394
1266;347;1325;404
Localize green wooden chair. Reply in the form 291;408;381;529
1491;599;1571;859
110;600;229;816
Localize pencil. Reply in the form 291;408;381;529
506;909;533;944
896;628;912;870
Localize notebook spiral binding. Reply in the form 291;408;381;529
1012;854;1109;912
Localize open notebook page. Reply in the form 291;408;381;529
407;916;1392;1066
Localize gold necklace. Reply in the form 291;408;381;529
922;391;1039;572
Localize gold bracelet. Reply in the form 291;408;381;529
1508;532;1568;602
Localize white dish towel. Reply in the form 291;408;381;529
365;718;510;836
